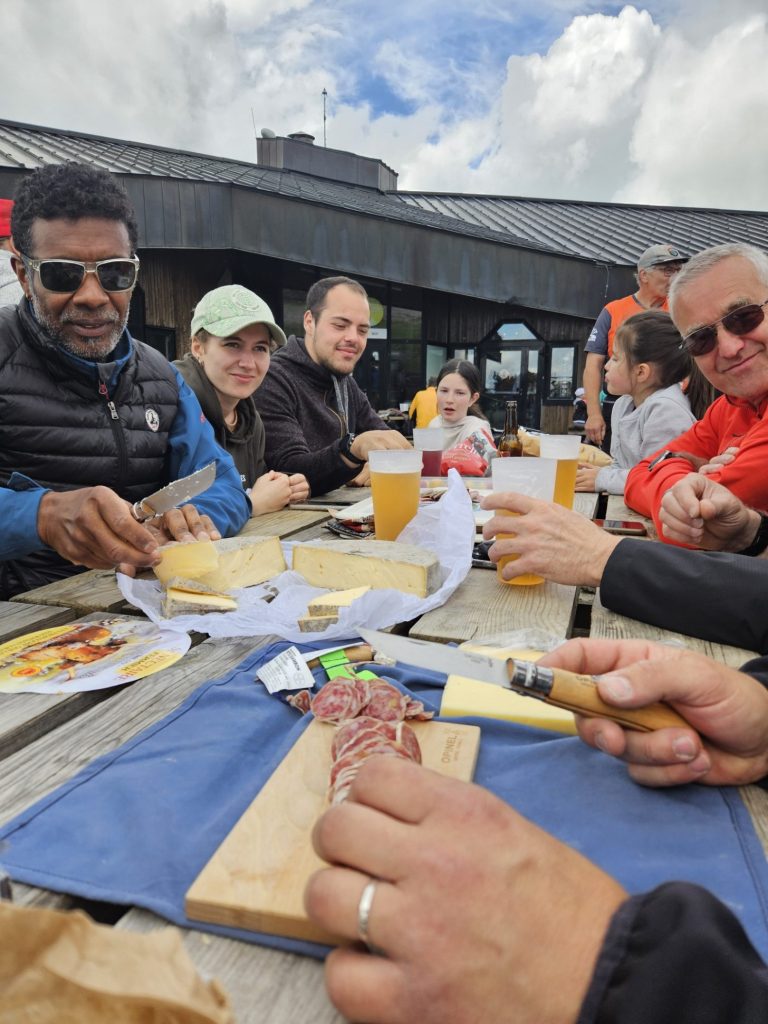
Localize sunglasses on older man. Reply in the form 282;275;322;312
680;298;768;357
20;255;140;294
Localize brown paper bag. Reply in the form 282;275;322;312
0;902;234;1023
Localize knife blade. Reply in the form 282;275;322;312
359;629;687;733
130;462;217;522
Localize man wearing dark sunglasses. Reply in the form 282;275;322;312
625;242;768;546
0;163;250;597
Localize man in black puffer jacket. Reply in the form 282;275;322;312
0;163;249;597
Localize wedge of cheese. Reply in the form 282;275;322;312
162;586;238;617
297;612;338;633
307;585;371;616
440;644;576;735
293;541;441;598
153;535;285;590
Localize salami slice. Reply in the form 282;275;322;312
331;716;395;760
404;696;434;720
360;678;409;722
285;689;313;714
310;677;367;722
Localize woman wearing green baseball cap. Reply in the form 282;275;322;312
175;285;310;512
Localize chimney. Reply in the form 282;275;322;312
257;132;398;192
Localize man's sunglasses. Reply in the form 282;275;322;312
20;255;139;294
680;298;768;357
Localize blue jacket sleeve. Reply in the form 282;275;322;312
167;370;251;536
0;474;47;559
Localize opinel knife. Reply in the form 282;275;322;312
359;629;688;733
130;462;216;522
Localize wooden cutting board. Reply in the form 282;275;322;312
186;718;481;945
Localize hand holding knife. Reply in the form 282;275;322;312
130;462;216;522
359;629;688;733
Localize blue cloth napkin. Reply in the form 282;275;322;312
1;638;767;962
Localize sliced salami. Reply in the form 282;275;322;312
360;678;409;722
285;689;313;714
310;677;367;723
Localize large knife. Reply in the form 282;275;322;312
359;629;688;733
130;462;217;522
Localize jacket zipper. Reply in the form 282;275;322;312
98;381;129;485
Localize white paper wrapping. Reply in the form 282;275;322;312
117;469;475;641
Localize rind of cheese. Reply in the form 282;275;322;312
297;613;338;633
162;588;238;617
197;536;285;591
153;540;218;586
441;676;576;735
153;536;285;590
307;585;371;615
293;541;440;598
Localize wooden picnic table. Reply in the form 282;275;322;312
1;496;766;1023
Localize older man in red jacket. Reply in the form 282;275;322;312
624;241;768;549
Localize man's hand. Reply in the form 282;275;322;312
118;503;221;575
699;445;739;475
659;474;760;551
584;411;606;446
349;465;371;486
575;463;600;491
481;491;620;586
349;430;412;462
287;473;310;503
540;638;768;787
305;758;625;1024
37;487;162;571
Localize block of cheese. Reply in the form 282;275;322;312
162;585;238;617
307;585;371;615
440;644;576;735
153;540;218;586
153;536;285;590
293;541;441;598
297;612;338;633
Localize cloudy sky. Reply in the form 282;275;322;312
2;1;767;210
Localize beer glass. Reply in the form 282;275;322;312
412;427;446;478
539;434;581;509
491;456;557;585
369;449;423;540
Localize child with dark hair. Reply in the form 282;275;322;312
577;310;700;494
429;358;496;465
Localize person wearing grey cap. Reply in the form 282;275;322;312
175;285;310;514
582;243;686;450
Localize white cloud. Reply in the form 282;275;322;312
1;1;767;210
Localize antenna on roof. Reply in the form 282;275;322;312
322;88;328;147
250;108;258;158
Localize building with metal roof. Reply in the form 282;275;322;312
2;117;766;429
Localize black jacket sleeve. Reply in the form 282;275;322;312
578;882;768;1024
601;541;768;654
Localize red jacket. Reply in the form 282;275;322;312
624;394;768;542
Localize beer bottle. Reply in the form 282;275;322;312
498;400;522;457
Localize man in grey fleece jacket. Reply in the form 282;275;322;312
253;276;410;495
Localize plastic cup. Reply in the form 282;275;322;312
369;449;423;541
491;457;557;586
539;434;582;509
412;427;446;477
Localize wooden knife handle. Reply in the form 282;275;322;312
547;668;689;733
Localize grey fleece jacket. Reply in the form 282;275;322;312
253;335;387;495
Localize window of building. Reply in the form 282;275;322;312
391;305;422;340
547;344;579;401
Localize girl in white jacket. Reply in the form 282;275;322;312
576;310;710;495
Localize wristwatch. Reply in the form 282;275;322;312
737;512;768;558
647;449;680;471
339;432;366;468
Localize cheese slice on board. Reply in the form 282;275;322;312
307;585;371;615
293;540;440;597
153;535;285;589
440;645;577;735
162;587;238;617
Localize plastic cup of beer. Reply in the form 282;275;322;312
412;427;446;478
539;434;582;509
369;449;423;541
491;456;557;586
